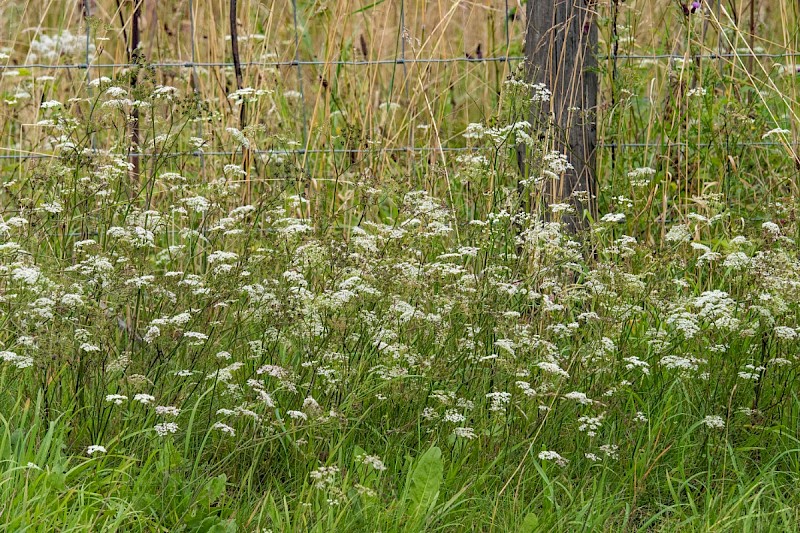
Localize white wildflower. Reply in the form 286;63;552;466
538;450;569;467
665;224;691;243
563;391;593;405
154;422;179;436
105;394;127;405
155;405;181;417
702;415;725;429
453;426;477;439
723;252;750;270
600;213;626;223
485;391;512;412
358;454;387;471
133;394;155;404
212;422;236;436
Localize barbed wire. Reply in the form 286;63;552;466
0;56;525;71
597;141;800;149
600;52;800;61
0;147;485;161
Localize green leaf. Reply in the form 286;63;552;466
206;474;227;503
353;445;367;462
45;470;65;491
405;446;443;521
520;512;540;533
207;519;237;533
186;515;236;533
351;0;386;15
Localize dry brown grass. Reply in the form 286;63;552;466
0;0;522;157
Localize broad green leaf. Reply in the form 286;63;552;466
207;519;237;533
206;474;227;503
520;512;540;533
186;515;237;533
406;446;443;521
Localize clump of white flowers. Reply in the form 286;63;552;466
212;422;236;436
105;394;127;405
29;30;95;62
86;445;107;456
0;351;34;369
702;415;726;429
358;454;387;471
665;224;692;243
538;450;569;467
154;423;180;437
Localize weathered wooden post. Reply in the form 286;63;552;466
526;0;598;231
130;0;142;188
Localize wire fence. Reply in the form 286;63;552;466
0;0;798;167
0;57;526;69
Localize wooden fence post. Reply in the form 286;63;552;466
129;0;142;189
526;0;598;231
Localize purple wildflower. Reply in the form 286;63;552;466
681;1;701;15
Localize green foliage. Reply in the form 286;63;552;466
403;446;443;528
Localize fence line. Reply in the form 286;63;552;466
0;57;525;71
597;141;800;149
1;140;797;162
5;51;798;73
0;147;488;161
600;52;800;61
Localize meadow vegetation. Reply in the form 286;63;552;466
1;0;800;530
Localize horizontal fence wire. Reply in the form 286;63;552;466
597;141;800;148
0;56;524;71
3;51;798;73
1;141;797;161
599;52;800;61
0;147;490;160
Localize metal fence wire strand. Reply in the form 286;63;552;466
2;52;798;71
2;140;800;161
0;56;525;70
0;147;497;161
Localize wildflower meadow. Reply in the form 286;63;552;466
1;0;800;531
